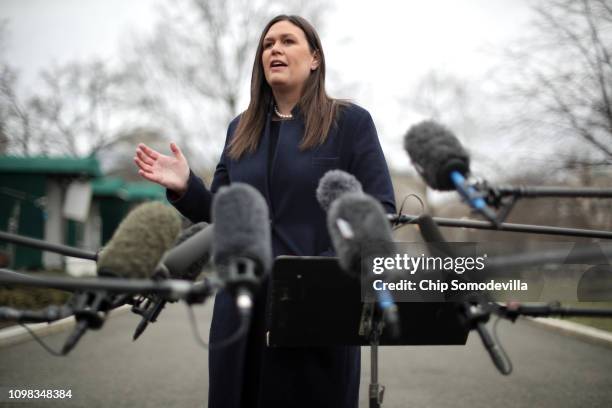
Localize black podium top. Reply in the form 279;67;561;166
265;256;469;347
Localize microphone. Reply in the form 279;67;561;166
403;121;497;224
155;222;214;281
133;222;214;340
403;120;469;191
63;202;182;353
96;202;182;279
327;191;401;338
317;170;408;229
316;169;363;212
415;214;458;259
212;183;272;314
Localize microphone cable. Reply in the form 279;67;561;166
185;302;251;351
391;193;425;231
18;322;64;357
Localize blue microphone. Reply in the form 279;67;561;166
403;120;498;225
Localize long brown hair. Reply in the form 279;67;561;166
228;15;347;160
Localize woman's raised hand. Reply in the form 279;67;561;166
134;142;190;195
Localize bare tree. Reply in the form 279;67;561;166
2;1;331;164
485;0;612;229
497;0;612;172
0;21;152;158
0;64;34;155
410;70;480;139
0;20;37;156
100;126;169;181
122;0;329;168
28;58;150;157
406;70;510;179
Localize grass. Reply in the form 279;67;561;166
0;270;72;329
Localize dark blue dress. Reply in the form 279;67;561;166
168;103;396;408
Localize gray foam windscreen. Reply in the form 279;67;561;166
316;169;363;212
404;120;470;190
212;183;272;275
327;192;395;277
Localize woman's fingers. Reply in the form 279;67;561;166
138;143;159;160
170;142;183;160
134;157;154;173
138;169;160;184
136;149;155;166
134;155;144;170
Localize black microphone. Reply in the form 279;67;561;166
133;222;214;340
404;121;497;224
63;202;182;353
409;208;511;373
415;214;476;304
212;183;272;314
461;299;512;375
416;214;457;258
155;222;214;281
327;191;401;338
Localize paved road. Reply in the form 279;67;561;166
1;300;611;407
0;302;211;407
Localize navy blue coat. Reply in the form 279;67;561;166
169;103;396;408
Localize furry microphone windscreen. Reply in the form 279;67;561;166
212;183;272;274
404;120;470;190
327;192;395;277
316;169;363;212
97;202;182;279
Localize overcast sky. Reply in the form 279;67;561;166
1;0;535;173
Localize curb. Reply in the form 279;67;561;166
525;317;612;349
0;305;131;349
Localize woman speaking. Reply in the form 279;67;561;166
134;14;395;408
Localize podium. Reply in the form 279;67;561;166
265;256;469;347
265;256;469;407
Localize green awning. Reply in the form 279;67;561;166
123;181;166;201
92;177;128;199
0;156;102;177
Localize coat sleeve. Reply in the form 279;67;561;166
166;122;236;223
347;109;396;214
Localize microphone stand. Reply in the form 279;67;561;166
490;185;612;198
477;182;612;225
497;301;612;320
131;294;168;341
0;288;131;355
62;291;131;355
0;269;204;298
0;230;98;261
0;269;222;354
359;302;386;408
409;214;612;375
0;304;74;323
461;297;612;375
388;214;612;240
